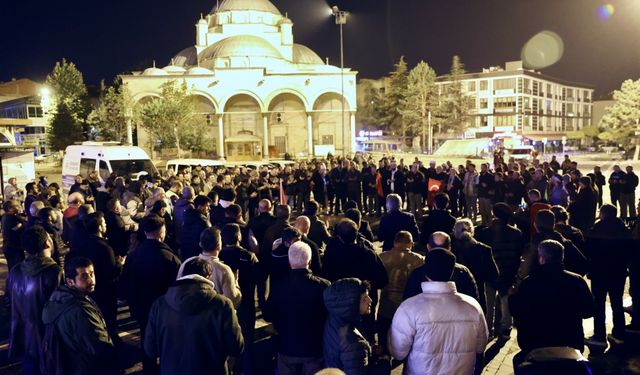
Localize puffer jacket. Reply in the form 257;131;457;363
179;208;210;261
323;278;371;375
390;281;488;375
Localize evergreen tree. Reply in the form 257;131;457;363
599;78;640;160
47;102;84;151
439;55;472;135
45;59;92;149
356;79;385;128
381;56;409;138
401;61;438;152
89;79;137;144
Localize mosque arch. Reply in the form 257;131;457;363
311;92;352;156
223;93;264;161
267;92;308;157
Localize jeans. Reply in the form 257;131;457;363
466;195;478;221
277;354;324;375
619;192;637;218
592;275;626;339
479;197;493;225
485;284;512;336
366;194;377;214
407;192;422;218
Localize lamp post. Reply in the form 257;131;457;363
332;6;348;156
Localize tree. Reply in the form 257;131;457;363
45;59;92;149
380;56;409;138
356;79;386;128
401;61;438;152
439;55;473;135
599;79;640;160
89;80;137;144
47;102;84;151
138;80;211;157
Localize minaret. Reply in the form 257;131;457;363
196;14;208;47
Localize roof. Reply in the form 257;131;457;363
215;0;281;15
292;44;324;65
200;35;284;62
172;46;198;67
437;69;595;89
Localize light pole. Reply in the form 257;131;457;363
332;6;348;156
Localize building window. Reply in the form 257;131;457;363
481;116;488;127
494;97;516;111
494;78;516;91
479;80;488;91
27;106;43;118
495;115;515;127
321;135;333;145
467;81;476;92
480;98;488;109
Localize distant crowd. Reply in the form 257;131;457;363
1;152;639;375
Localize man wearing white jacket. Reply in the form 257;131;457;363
390;248;488;375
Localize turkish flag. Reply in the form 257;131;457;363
427;178;444;208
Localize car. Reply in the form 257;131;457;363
505;146;535;162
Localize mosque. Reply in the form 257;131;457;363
122;0;357;161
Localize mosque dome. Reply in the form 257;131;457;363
215;0;281;15
142;67;169;76
200;35;284;62
172;46;198;67
292;44;324;65
163;65;187;74
186;67;215;75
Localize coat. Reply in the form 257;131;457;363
585;217;633;280
307;215;332;250
403;262;479;302
451;237;499;309
145;277;244;375
378;210;420;251
105;211;129;256
42;286;115;375
419;209;456;245
322;237;388;290
476;220;524;292
180;208;211;261
323;278;371;375
390;281;488;375
568;187;597;232
509;264;594;352
263;269;330;357
120;239;181;324
7;255;63;360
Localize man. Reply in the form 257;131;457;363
68;212;123;339
478;163;494;225
346;161;363;211
620;166;638;218
391;249;488;375
179;227;242;308
404;232;479;302
7;226;63;374
295;162;312;212
509;240;594;366
121;215;181;374
293;215;323;274
588;166;606;208
180;195;212;260
476;203;524;339
173;186;195;247
4;176;24;202
42;257;115;374
378;231;425;355
419;193;456;251
330;159;348;214
263;204;293;256
584;204;632;346
220;223;259;375
223;203;258;253
304;200;331;250
2;199;27;273
145;258;244;375
270;227;303;287
405;163;424;218
377;194;420;251
263;242;330;375
247;198;276;308
24;182;40;219
608;165;625;211
62;192;85;244
381;159;406;202
463;163;479;221
104;198;134;257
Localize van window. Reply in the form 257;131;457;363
99;160;110;182
79;158;96;178
110;159;157;179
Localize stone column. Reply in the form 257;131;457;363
218;115;225;159
307;114;314;157
350;113;356;154
262;115;269;160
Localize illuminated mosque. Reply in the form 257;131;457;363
122;0;357;161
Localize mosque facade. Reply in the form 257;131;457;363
122;0;357;161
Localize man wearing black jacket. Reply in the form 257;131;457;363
7;226;63;374
419;193;456;251
121;216;181;374
378;194;420;251
263;242;330;375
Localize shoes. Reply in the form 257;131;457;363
626;324;640;334
607;333;624;345
585;335;607;347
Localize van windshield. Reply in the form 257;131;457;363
509;149;531;155
109;159;158;178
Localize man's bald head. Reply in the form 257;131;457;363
258;199;272;213
294;215;311;235
428;231;451;251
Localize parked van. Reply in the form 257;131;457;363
62;142;158;191
165;158;225;174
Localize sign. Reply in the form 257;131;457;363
561;135;567;145
358;130;383;137
541;137;548;144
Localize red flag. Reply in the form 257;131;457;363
279;179;286;204
427;178;444;208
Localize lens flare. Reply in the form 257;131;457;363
597;4;615;20
521;30;564;69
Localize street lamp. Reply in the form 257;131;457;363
332;6;348;156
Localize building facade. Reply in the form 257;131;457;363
437;60;594;142
0;79;49;155
122;0;357;161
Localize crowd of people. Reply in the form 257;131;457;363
2;152;639;375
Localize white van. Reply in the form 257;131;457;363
165;158;226;174
62;142;158;191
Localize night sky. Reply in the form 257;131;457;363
2;0;639;97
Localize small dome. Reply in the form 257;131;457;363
292;44;324;65
186;67;214;75
215;0;281;15
200;35;284;62
163;65;187;73
142;67;169;76
172;46;198;67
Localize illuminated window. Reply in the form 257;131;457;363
480;98;488;109
494;78;516;90
479;80;488;91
